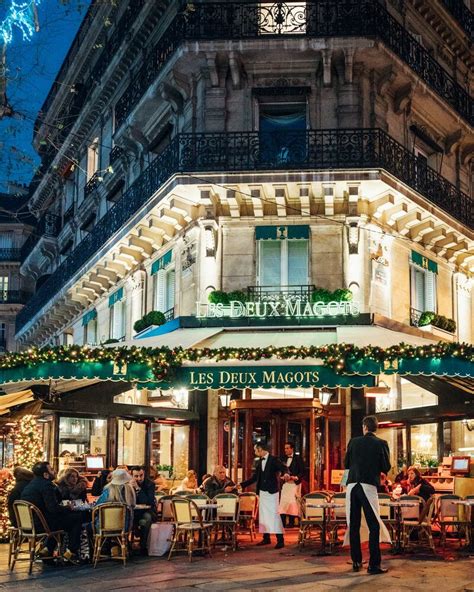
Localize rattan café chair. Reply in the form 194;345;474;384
168;497;213;562
237;492;259;541
12;500;64;574
92;502;130;567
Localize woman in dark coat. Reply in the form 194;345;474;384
8;467;34;526
407;466;435;501
57;468;87;501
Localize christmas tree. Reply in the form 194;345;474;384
14;415;43;469
0;469;13;541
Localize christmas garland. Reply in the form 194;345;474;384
0;341;471;380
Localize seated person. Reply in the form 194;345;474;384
21;461;83;561
95;469;136;531
407;466;435;501
176;469;198;492
57;468;87;502
394;464;409;494
377;472;392;495
8;467;33;527
203;465;237;499
130;466;157;555
154;472;168;492
91;469;112;497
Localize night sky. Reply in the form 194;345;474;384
0;0;90;195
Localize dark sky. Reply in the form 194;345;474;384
0;0;90;194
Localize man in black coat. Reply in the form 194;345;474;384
203;465;237;499
131;466;157;555
279;442;305;528
240;442;288;549
344;415;391;575
8;467;33;527
20;461;83;559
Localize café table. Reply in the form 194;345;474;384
305;502;337;555
379;500;419;554
452;500;474;552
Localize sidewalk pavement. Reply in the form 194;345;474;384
1;530;473;591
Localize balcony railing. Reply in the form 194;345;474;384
410;307;423;327
84;172;102;199
247;285;315;302
63;204;75;225
164;307;175;322
0;248;21;261
115;0;473;128
20;213;61;262
0;291;31;305
440;0;473;39
15;128;472;333
110;145;124;164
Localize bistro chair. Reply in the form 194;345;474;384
237;492;259;541
187;493;211;520
7;526;20;570
378;493;398;544
464;495;474;546
400;495;436;553
11;500;64;574
436;494;467;548
328;492;346;550
298;492;329;551
212;494;239;551
91;503;130;567
158;495;175;521
168;497;212;562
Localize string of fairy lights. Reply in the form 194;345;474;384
0;342;471;380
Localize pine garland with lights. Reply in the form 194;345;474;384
13;415;43;469
0;469;13;541
0;342;471;382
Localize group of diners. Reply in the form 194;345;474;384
7;462;157;563
377;465;436;501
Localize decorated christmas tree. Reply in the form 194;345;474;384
14;415;43;469
0;469;13;541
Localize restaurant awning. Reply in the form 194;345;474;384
104;327;222;350
0;389;35;415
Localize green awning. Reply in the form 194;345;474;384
151;250;172;275
411;251;438;274
108;287;123;307
82;309;97;326
346;356;472;377
256;225;309;240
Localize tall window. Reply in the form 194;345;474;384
83;310;98;345
87;137;99;180
0;276;8;300
152;251;175;315
0;323;6;348
410;252;437;314
257;226;309;286
259;101;306;165
109;288;125;340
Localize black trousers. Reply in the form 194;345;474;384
349;483;381;568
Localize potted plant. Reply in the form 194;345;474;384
133;310;166;334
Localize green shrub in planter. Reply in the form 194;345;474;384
311;287;353;303
332;288;353;302
133;310;166;333
227;290;248;303
418;311;436;327
103;338;119;344
311;288;332;303
443;317;457;333
208;290;229;305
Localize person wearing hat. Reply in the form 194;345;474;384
95;468;136;531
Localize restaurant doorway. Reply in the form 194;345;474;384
223;394;345;491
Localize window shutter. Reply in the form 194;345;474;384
166;269;175;311
424;271;436;312
413;267;425;311
154;269;167;311
111;301;124;339
259;240;281;286
288;240;308;285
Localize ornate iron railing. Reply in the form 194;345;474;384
0;291;31;305
115;0;473;127
440;0;473;39
110;145;124;164
0;249;21;262
164;307;175;322
410;307;423;327
16;128;472;333
247;285;316;302
63;204;75;225
84;172;102;198
20;213;61;262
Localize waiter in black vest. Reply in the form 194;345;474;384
240;442;288;549
344;415;391;575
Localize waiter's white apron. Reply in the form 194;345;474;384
278;481;301;516
343;483;391;546
259;491;283;534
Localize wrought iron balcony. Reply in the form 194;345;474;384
247;285;315;302
164;307;175;322
20;213;61;262
15;128;472;334
440;0;473;39
84;172;102;198
110;145;124;164
63;204;75;225
0;249;21;262
115;0;472;128
410;307;423;327
0;291;31;305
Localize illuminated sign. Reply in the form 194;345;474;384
195;299;360;319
